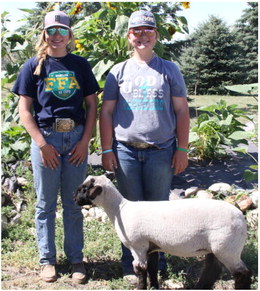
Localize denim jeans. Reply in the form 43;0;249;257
31;125;88;265
113;140;176;274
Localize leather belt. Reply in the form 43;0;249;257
121;141;159;149
53;118;77;132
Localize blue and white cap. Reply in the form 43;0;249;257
128;10;157;29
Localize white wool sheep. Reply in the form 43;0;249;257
74;174;251;290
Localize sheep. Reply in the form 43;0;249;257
74;173;252;290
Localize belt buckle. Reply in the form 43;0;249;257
55;118;75;132
129;142;151;149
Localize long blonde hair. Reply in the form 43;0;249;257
33;30;76;76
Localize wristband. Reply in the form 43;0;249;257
102;149;113;154
177;147;188;152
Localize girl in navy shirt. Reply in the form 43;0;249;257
12;10;99;284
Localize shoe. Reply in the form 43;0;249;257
71;262;86;284
40;264;57;282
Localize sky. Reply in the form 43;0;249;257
1;0;251;35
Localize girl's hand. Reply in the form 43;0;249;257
102;151;118;172
171;150;188;175
40;144;60;169
68;141;88;166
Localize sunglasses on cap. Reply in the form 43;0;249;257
129;28;156;37
46;27;70;36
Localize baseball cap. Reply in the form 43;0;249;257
128;10;157;29
44;11;71;29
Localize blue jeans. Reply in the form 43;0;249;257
31;125;88;265
113;140;176;274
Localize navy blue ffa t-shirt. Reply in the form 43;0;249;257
12;53;99;127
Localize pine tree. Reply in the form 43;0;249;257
180;16;239;95
233;2;258;84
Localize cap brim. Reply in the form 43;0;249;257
44;23;71;30
128;24;157;29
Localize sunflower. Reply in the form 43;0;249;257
182;2;190;9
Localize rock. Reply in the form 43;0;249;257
17;177;28;186
2;194;6;206
15;200;26;212
196;190;213;199
185;186;200;198
89;207;105;219
11;213;21;225
225;195;239;207
225;195;253;212
208;183;232;195
237;195;253;212
163;280;184;289
1;215;8;231
8;176;19;193
246;209;258;230
250;190;258;208
81;208;89;218
169;190;183;200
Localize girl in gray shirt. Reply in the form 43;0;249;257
100;10;190;280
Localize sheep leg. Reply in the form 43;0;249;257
132;248;149;289
134;263;147;289
233;267;252;290
147;252;159;289
195;253;222;289
215;252;252;289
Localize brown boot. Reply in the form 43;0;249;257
40;264;57;282
71;262;86;284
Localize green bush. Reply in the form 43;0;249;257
189;99;255;160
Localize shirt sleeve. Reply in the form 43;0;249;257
168;62;187;97
102;64;122;101
12;58;38;98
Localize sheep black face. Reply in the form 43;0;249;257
74;178;103;206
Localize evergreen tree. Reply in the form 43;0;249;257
233;2;258;84
180;16;239;95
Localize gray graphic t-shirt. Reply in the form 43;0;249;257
103;56;187;148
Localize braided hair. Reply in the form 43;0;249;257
33;30;76;76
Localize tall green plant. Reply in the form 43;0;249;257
73;2;189;86
189;100;255;160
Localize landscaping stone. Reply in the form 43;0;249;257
196;190;213;199
208;182;232;195
250;190;258;208
184;186;200;197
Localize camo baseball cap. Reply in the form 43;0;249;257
128;10;157;29
44;11;71;29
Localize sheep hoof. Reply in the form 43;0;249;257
234;268;252;290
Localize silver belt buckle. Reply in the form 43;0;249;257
55;118;75;132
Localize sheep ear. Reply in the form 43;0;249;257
105;172;115;181
89;186;102;200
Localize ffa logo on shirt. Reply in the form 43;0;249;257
45;71;80;100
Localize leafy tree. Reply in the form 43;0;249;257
233;2;258;84
179;16;239;95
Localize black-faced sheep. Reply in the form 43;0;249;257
74;174;251;290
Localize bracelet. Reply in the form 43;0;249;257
102;149;113;154
177;147;188;152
